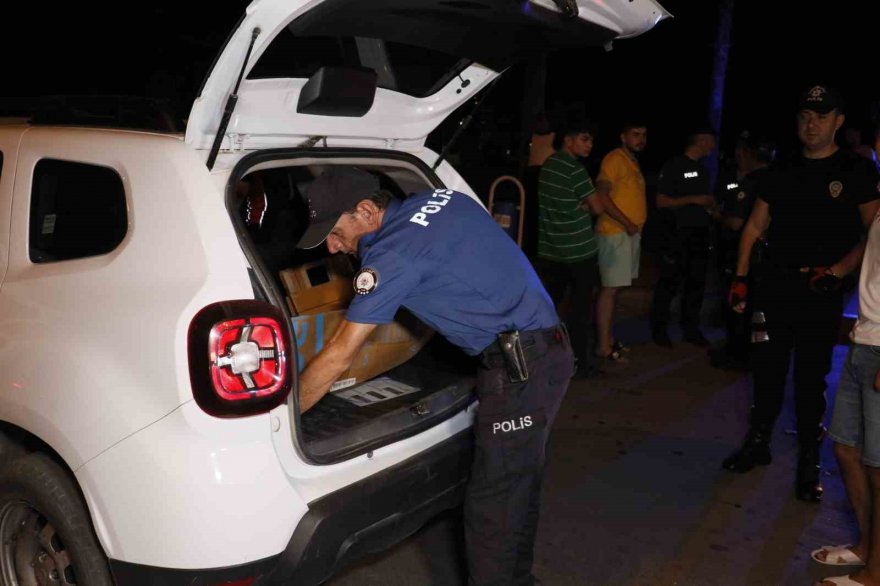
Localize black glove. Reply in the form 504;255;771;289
809;268;842;295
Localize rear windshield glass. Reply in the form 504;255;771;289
248;33;467;98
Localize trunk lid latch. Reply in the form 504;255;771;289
411;401;431;417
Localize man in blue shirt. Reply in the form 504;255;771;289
296;167;574;586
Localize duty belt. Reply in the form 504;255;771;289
764;262;829;278
479;325;566;371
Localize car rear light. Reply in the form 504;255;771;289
188;300;294;418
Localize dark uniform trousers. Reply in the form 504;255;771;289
651;226;710;333
464;326;574;586
749;267;843;439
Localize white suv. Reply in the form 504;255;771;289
0;1;667;584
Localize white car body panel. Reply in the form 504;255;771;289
185;0;670;164
0;126;479;567
0;0;670;573
76;403;304;568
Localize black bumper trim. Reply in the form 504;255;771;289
109;554;279;586
258;429;472;586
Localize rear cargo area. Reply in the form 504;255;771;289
229;152;477;463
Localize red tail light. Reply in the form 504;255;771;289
188;300;294;418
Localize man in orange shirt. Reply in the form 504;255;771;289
595;122;648;360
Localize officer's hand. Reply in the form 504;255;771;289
694;195;715;208
728;276;748;313
874;368;880;392
809;268;843;296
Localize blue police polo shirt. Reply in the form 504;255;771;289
345;188;558;355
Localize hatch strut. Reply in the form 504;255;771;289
207;28;261;171
432;78;499;172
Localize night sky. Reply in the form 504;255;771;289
3;1;879;179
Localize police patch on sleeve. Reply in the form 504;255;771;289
354;268;379;295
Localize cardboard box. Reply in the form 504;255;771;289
280;256;354;315
291;309;434;389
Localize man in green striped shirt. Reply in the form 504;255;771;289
537;118;604;378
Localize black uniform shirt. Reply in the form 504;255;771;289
722;166;771;222
759;149;880;267
657;155;712;228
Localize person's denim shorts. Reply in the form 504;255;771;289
829;343;880;466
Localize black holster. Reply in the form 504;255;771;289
497;330;529;383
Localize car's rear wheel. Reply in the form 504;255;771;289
0;453;112;586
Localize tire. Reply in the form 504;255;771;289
0;453;113;586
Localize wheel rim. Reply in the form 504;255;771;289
0;502;76;586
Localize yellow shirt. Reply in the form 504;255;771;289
596;148;647;235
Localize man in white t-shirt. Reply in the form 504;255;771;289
812;195;880;584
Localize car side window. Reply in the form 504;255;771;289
29;159;127;263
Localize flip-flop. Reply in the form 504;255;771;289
601;349;628;363
612;341;631;353
814;575;866;586
811;544;865;566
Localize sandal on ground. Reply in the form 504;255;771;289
612;341;631;353
814;575;866;586
811;544;865;567
600;349;627;363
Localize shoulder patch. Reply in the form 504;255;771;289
354;267;379;295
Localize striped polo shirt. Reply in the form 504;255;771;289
537;150;598;262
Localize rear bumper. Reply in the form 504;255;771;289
109;429;472;586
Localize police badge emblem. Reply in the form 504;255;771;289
354;268;379;295
829;181;843;198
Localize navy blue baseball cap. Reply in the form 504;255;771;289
297;167;380;249
798;85;844;114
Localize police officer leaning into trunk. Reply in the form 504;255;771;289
723;86;880;502
295;167;574;586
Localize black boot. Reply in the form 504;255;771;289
795;426;825;503
722;424;772;473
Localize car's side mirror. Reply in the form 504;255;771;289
296;66;378;117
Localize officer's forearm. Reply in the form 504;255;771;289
831;240;867;277
723;216;744;232
298;320;376;413
655;193;678;208
298;344;354;413
656;194;702;209
735;223;762;277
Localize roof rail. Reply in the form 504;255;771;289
0;95;179;132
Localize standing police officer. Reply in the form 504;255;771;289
295;167;574;585
711;130;775;370
651;128;717;347
723;86;880;502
